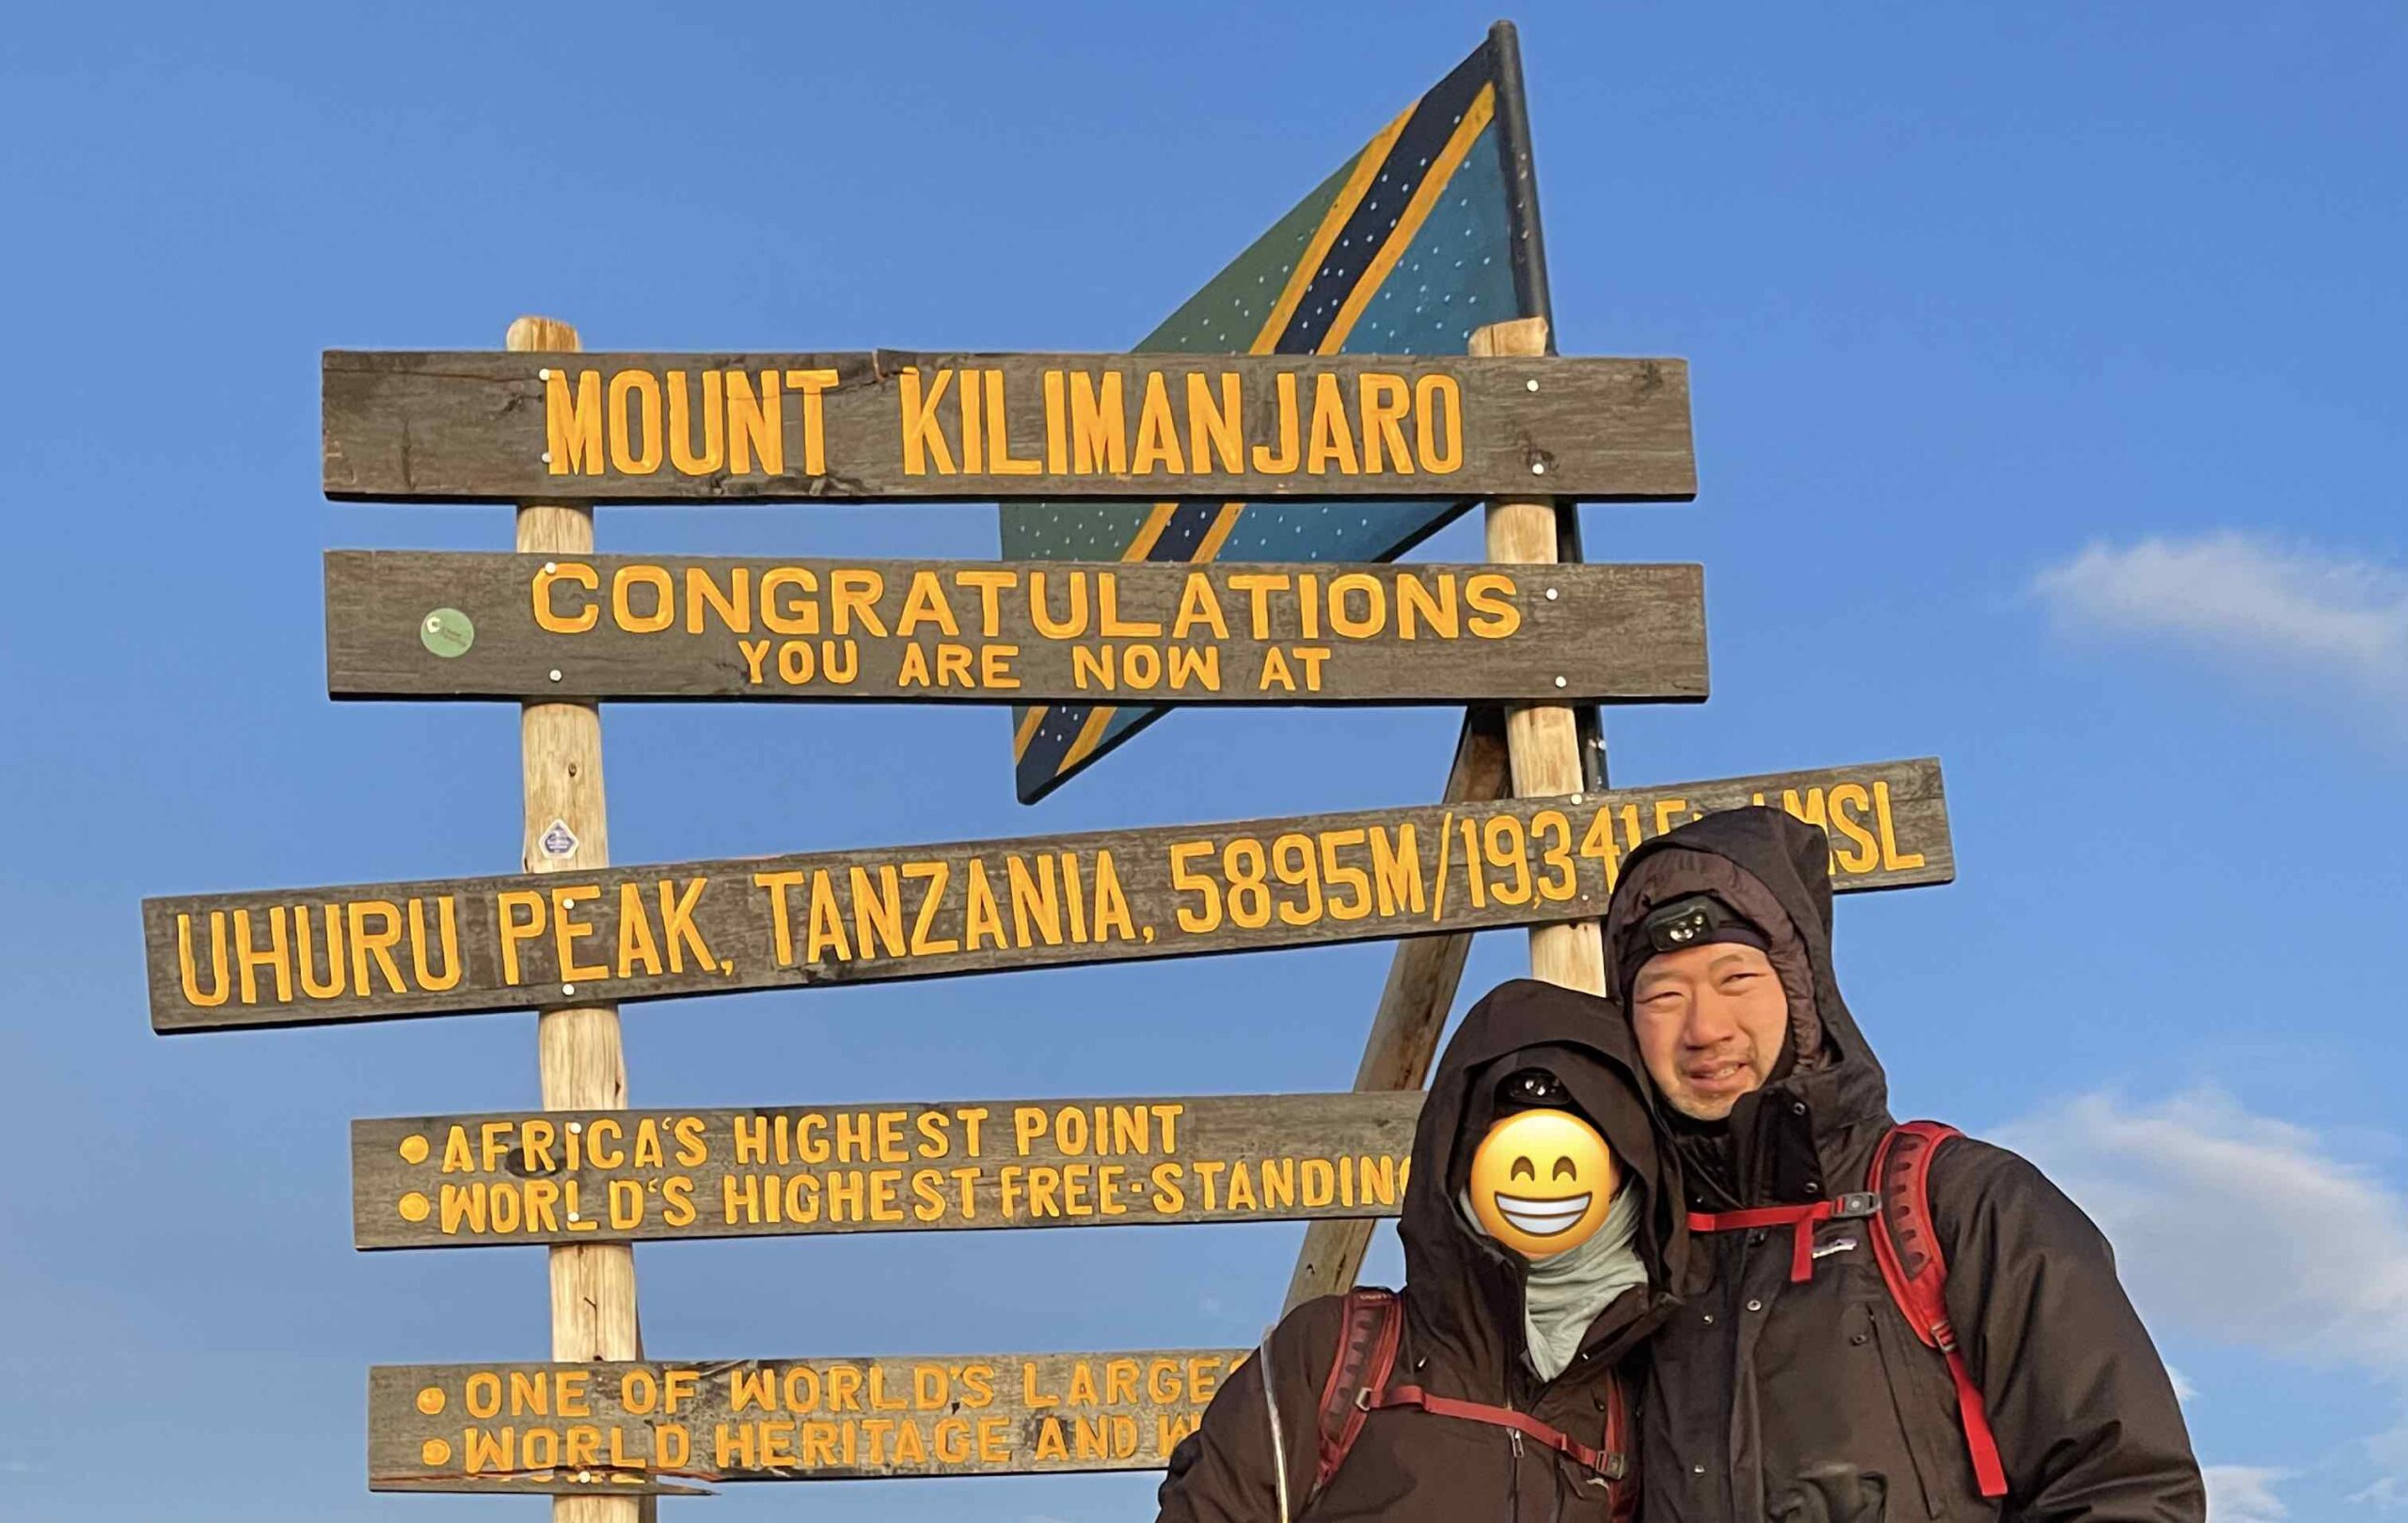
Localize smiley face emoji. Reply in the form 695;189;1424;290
1468;1109;1617;1258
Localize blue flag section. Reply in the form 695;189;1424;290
1001;25;1552;803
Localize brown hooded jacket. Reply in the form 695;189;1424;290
1155;978;1692;1523
1603;808;2203;1523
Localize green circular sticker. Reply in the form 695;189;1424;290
420;608;475;658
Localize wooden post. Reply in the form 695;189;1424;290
1475;316;1608;993
1282;709;1508;1311
508;315;642;1523
1281;315;1606;1311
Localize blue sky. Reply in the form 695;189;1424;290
3;4;2403;1520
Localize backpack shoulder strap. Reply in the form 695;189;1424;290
1866;1120;2008;1500
1310;1288;1632;1492
1312;1287;1402;1496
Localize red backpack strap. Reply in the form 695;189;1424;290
1312;1288;1402;1494
1311;1292;1632;1492
1605;1371;1638;1521
1370;1386;1629;1483
1687;1198;1872;1283
1867;1121;2008;1500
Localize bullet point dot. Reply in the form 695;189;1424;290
416;1387;446;1416
398;1134;430;1165
420;1438;452;1467
398;1192;431;1223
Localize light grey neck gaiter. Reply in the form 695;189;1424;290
1462;1182;1647;1381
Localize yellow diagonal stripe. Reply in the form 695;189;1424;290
1326;85;1496;352
1178;84;1503;623
1012;703;1048;758
1252;103;1413;352
1032;106;1418;778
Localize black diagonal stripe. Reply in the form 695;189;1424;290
1017;699;1095;799
1019;47;1497;801
1145;500;1224;563
1133;52;1495;572
1273;45;1493;358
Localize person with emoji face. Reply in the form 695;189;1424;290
1157;978;1691;1523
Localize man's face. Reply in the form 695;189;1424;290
1628;942;1790;1120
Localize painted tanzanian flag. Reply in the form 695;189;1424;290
1001;24;1551;803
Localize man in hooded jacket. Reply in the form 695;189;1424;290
1155;977;1692;1523
1602;807;2202;1523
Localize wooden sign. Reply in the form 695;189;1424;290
145;757;1951;1033
369;1348;1246;1492
354;1090;1420;1250
321;351;1696;503
325;552;1708;706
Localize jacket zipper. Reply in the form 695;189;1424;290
1507;1396;1525;1519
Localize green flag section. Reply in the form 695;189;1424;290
1003;26;1548;803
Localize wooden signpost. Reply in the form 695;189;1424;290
502;317;646;1523
1285;314;1621;1307
325;552;1709;706
137;30;1967;1512
323;351;1696;504
146;758;1950;1032
353;1090;1421;1250
368;1349;1247;1493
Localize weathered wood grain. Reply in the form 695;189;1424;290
500;315;646;1523
1480;317;1612;998
144;758;1952;1033
370;1348;1247;1492
322;350;1695;503
353;1089;1421;1250
1282;709;1509;1313
324;552;1710;706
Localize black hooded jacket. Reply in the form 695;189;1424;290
1601;808;2203;1523
1156;979;1691;1523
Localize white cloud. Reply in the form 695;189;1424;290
2169;1365;2200;1403
2364;1422;2408;1508
2032;532;2408;706
2353;1475;2407;1509
1993;1090;2408;1372
2206;1466;2291;1522
1996;1091;2408;1508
